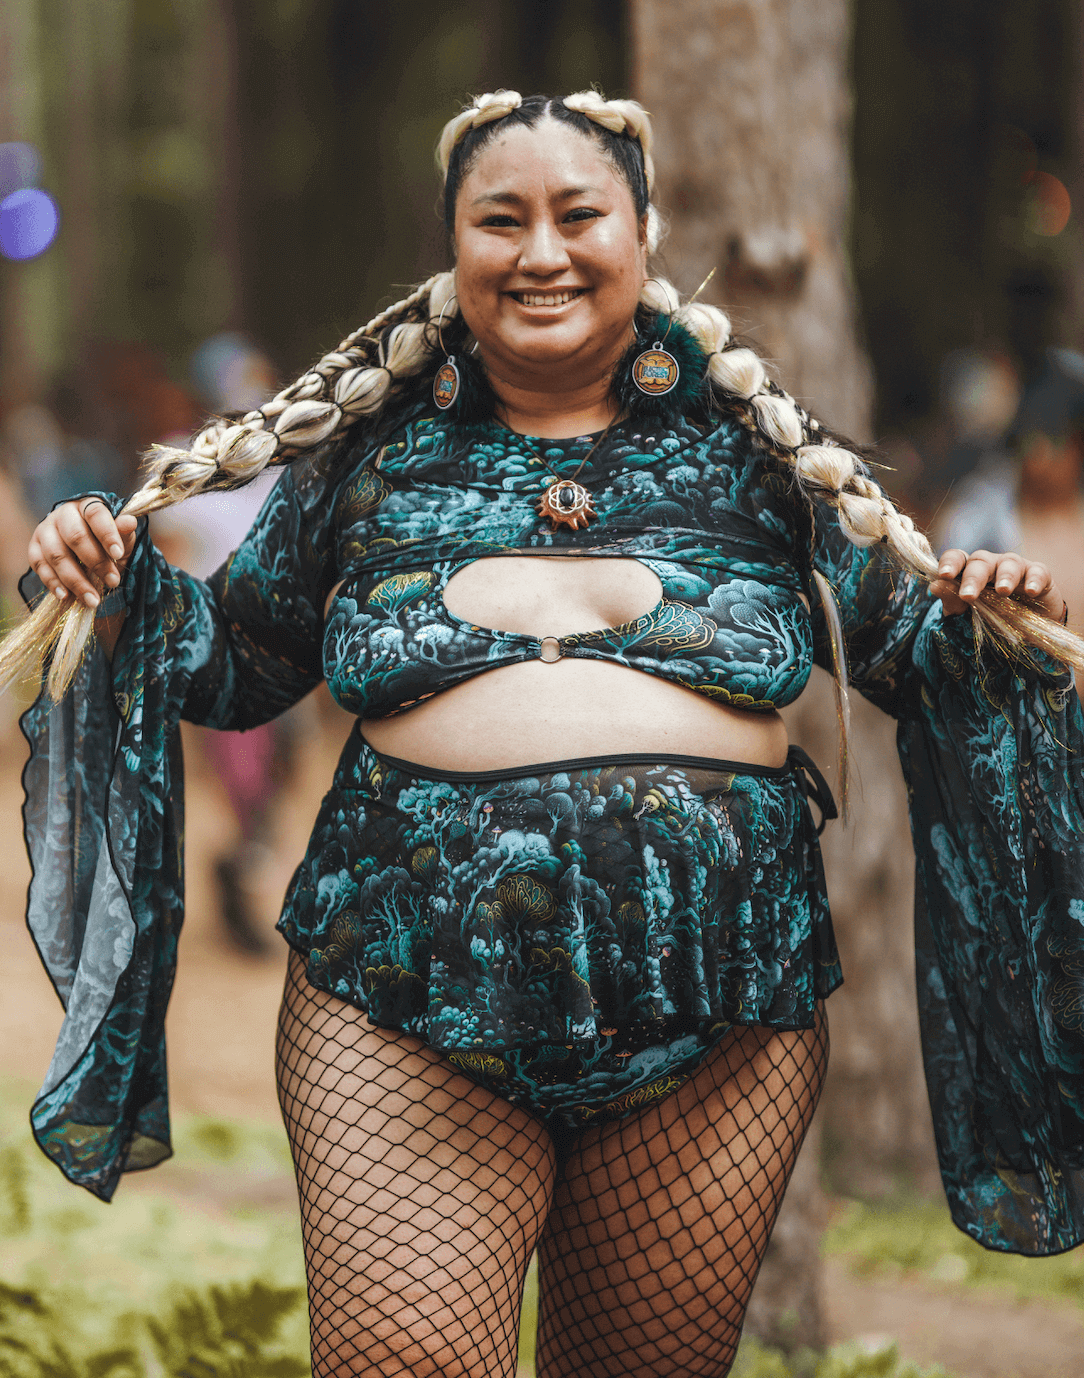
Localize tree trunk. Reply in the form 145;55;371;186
631;0;937;1356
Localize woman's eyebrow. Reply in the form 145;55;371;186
470;185;601;207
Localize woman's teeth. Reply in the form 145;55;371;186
514;289;584;307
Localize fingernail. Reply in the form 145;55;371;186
110;546;123;559
105;571;120;587
938;564;951;576
996;580;1011;592
962;583;977;596
84;592;100;609
54;587;67;601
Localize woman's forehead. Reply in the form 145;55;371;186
459;119;623;198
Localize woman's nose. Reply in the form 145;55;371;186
517;220;571;276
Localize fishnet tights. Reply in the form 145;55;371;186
276;949;828;1378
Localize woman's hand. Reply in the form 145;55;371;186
28;498;139;611
929;548;1067;621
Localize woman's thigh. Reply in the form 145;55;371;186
276;949;557;1378
535;1006;829;1378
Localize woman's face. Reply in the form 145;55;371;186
452;118;647;389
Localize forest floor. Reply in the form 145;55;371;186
0;708;1081;1378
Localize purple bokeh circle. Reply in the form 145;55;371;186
0;188;60;260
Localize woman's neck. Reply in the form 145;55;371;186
486;370;619;439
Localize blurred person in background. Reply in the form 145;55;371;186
153;333;300;955
9;91;1084;1378
937;346;1021;491
936;347;1084;693
2;390;124;520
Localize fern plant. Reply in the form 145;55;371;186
135;1281;308;1378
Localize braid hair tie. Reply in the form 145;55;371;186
436;90;523;174
562;91;656;194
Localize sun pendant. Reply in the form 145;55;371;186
537;479;597;530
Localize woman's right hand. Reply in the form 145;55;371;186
28;498;139;610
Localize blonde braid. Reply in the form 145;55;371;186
1;271;459;701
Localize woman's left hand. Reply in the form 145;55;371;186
930;548;1067;620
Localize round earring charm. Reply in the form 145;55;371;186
433;357;460;410
632;343;680;396
538;479;597;530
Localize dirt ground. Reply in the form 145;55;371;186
1;703;1081;1378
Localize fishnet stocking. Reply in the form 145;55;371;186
276;949;556;1378
536;1008;829;1378
277;949;828;1378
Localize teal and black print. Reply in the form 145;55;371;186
278;741;841;1126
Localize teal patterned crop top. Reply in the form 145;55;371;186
322;415;815;718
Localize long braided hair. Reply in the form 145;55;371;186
6;87;1084;725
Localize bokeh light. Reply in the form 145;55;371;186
1025;170;1072;236
0;188;60;260
0;141;42;200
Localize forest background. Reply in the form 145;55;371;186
1;3;1084;1377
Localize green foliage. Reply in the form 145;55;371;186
824;1194;1084;1309
518;1253;539;1373
0;1146;31;1236
136;1281;307;1378
731;1336;953;1378
0;1078;309;1378
0;1278;304;1378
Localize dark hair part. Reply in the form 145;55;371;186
441;94;650;235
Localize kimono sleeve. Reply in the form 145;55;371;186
808;491;1084;1255
20;458;342;1200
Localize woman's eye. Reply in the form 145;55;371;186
565;208;601;223
481;214;519;227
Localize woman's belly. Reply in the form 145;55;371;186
361;659;790;770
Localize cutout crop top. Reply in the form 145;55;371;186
321;415;820;718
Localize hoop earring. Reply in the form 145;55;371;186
631;279;681;397
432;295;461;411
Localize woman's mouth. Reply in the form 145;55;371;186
509;288;587;307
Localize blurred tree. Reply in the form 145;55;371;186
0;0;628;455
224;0;626;380
852;0;1081;435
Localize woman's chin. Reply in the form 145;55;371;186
483;328;617;383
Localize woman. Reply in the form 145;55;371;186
10;91;1084;1378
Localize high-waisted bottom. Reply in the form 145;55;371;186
277;732;841;1135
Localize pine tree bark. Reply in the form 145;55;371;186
631;0;937;1356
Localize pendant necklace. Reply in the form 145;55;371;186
517;418;619;531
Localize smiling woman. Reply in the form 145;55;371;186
8;88;1084;1378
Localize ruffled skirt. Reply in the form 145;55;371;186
277;732;841;1125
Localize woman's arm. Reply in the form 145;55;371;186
25;460;344;727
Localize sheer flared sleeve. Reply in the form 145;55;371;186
807;491;1084;1255
21;462;340;1200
